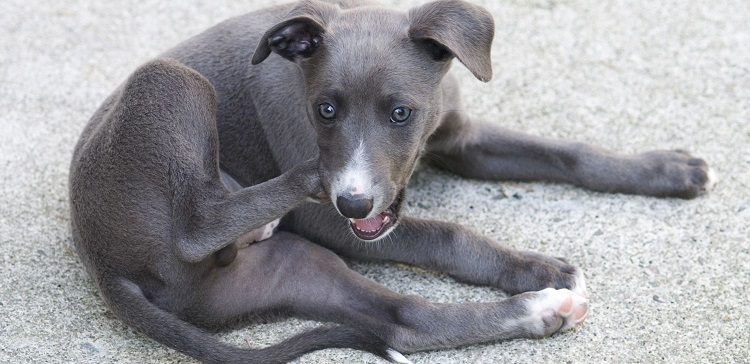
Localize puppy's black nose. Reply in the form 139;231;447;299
336;193;374;219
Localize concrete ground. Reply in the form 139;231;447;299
1;0;748;363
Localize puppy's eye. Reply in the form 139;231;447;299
390;107;411;124
318;103;336;120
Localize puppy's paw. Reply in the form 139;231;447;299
237;219;281;248
256;219;280;242
501;251;587;297
523;288;588;338
635;149;713;198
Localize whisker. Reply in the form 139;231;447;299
421;152;452;171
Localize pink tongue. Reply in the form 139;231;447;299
353;213;385;232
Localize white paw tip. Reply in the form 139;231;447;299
530;288;589;330
569;292;589;323
387;348;412;364
706;167;718;190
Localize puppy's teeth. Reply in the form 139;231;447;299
383;216;390;224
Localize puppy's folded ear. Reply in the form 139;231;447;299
408;0;494;82
252;0;337;65
251;16;325;65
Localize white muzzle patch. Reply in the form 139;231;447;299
331;139;376;211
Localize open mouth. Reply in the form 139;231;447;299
348;190;404;241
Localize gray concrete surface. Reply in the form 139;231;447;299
1;0;749;363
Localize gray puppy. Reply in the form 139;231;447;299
69;0;710;363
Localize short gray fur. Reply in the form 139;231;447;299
68;0;710;363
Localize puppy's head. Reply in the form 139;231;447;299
253;0;493;241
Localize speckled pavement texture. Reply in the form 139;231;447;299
1;0;749;363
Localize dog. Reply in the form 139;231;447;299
69;0;711;363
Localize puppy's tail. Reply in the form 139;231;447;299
98;276;404;364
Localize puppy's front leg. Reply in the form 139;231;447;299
348;217;587;296
200;232;588;355
427;107;712;198
176;159;324;263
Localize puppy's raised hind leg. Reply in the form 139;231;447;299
220;170;281;245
